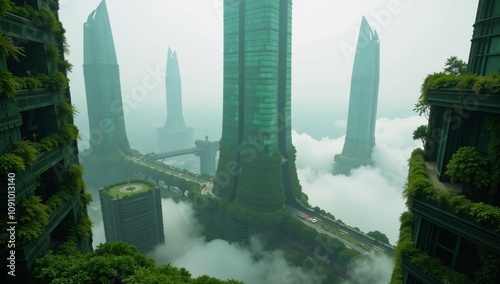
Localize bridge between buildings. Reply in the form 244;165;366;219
146;139;219;175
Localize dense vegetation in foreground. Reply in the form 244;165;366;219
34;241;243;284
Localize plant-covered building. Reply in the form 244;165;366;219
214;0;303;241
392;1;500;283
333;16;380;175
99;179;165;254
0;1;92;283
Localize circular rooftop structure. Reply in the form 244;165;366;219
102;180;156;199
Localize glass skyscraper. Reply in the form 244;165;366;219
83;0;130;157
216;0;300;230
157;48;194;152
333;16;380;175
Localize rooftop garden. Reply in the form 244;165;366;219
414;56;500;117
101;179;156;199
391;149;500;283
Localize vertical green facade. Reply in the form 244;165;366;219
468;0;500;75
333;16;379;175
216;0;297;227
393;1;500;283
0;1;92;282
83;0;130;157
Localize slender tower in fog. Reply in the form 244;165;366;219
215;0;302;240
83;0;131;156
157;48;194;152
333;16;380;175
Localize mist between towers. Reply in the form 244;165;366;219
78;64;165;152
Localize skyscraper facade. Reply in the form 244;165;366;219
99;180;165;254
83;0;130;157
391;1;500;282
333;16;380;175
157;48;194;152
0;1;92;282
215;0;300;235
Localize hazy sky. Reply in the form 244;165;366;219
58;0;479;143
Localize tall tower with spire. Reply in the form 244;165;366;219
157;48;193;152
83;0;131;157
215;0;302;240
333;16;380;175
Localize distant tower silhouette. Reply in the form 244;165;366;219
83;0;131;156
157;48;193;152
333;16;380;175
215;0;301;240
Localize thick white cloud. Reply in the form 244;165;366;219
346;253;395;284
89;115;426;283
150;199;324;284
293;115;426;244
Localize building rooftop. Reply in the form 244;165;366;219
101;180;156;199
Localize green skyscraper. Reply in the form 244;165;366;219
215;0;301;239
83;0;130;157
333;16;380;175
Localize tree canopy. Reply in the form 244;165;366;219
34;241;243;284
443;56;467;75
445;146;490;189
367;230;390;245
412;125;428;146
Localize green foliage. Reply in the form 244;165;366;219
225;201;288;226
46;44;59;62
446;146;490;188
443;56;467;75
338;249;362;267
282;215;362;270
18;195;49;245
299;226;318;247
11;140;39;165
60;124;79;143
31;7;60;33
0;152;25;174
390;212;415;284
414;55;499;117
58;59;73;73
409;250;472;283
0;0;12;16
81;192;92;206
286;147;304;201
405;148;500;230
14;76;43;91
59;100;78;120
45;70;69;91
485;115;500;194
367;230;390;244
0;33;24;61
32;124;79;153
38;241;242;284
236;157;285;212
412;125;427;146
390;210;473;283
0;70;21;99
475;246;500;283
